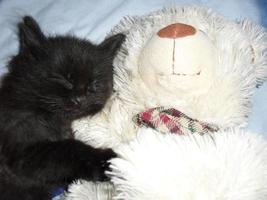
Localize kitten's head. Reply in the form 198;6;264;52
5;16;125;119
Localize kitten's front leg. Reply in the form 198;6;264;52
0;166;50;200
9;139;116;185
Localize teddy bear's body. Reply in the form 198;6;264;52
67;6;267;200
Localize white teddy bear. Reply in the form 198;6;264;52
66;6;267;200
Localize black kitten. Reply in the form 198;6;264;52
0;16;125;200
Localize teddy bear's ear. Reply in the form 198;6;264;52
239;20;267;87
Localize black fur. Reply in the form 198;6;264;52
0;16;125;200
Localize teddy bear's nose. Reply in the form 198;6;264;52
157;23;196;39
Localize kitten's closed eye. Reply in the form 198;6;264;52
48;74;73;90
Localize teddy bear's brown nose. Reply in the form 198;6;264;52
157;23;196;39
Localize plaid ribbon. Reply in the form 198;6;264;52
133;107;218;135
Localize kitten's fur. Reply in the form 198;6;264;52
0;16;125;200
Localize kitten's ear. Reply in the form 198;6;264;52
98;33;125;56
18;16;46;52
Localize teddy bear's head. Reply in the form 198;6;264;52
138;23;217;94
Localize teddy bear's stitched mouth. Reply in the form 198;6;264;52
173;71;201;76
157;70;201;76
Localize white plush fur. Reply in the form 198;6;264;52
66;6;267;200
67;128;267;200
110;128;267;200
66;181;113;200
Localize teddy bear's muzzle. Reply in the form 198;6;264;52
138;22;217;92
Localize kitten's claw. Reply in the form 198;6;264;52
95;149;116;181
84;148;117;182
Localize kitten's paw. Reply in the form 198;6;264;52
98;148;117;162
93;149;116;181
84;148;117;182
